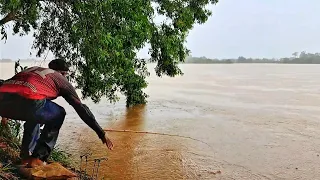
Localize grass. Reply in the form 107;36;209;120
0;119;23;179
48;146;73;167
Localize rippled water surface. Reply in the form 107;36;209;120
2;63;320;179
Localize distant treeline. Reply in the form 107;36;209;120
3;51;320;65
0;59;12;62
185;51;320;64
0;59;36;62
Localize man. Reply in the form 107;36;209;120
0;59;113;167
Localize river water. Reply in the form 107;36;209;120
2;63;320;179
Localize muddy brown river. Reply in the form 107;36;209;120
2;63;320;179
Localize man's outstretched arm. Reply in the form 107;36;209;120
54;74;113;150
63;91;113;150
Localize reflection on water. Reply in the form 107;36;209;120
78;105;190;180
78;105;148;179
103;104;146;180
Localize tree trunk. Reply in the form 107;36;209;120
0;11;16;26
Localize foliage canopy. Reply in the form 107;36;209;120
0;0;218;107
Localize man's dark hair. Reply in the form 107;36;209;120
0;79;4;86
48;59;70;71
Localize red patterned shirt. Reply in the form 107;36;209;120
0;66;80;103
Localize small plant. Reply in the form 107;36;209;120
49;147;73;167
0;164;19;180
0;119;22;151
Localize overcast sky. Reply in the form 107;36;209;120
0;0;319;60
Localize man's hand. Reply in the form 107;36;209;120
101;135;114;150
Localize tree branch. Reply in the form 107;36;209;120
0;11;17;26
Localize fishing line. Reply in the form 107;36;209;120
103;129;213;148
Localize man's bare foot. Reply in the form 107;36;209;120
21;157;46;168
21;159;29;166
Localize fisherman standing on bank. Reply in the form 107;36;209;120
0;59;113;167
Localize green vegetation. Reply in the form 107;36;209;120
185;51;320;64
48;147;73;167
0;0;219;107
0;119;23;180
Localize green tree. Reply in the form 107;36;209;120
292;52;299;58
0;0;218;107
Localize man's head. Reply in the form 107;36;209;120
48;59;70;76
